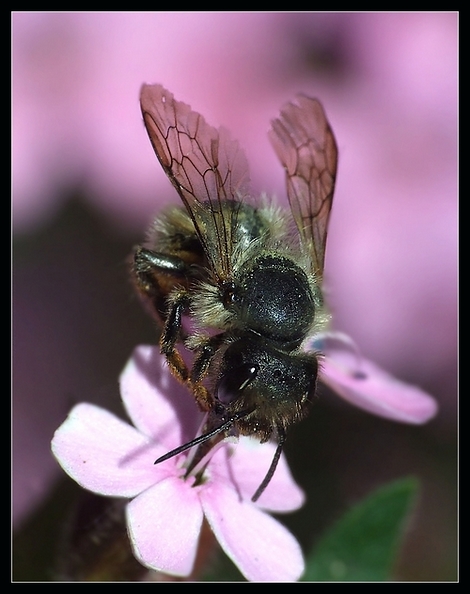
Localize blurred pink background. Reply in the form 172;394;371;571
13;12;457;580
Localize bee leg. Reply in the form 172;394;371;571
133;247;194;383
191;383;214;413
132;246;189;321
160;288;192;383
190;334;226;383
187;335;227;412
161;300;216;412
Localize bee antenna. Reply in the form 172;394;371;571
251;429;286;503
154;408;253;465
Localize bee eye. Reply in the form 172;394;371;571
217;363;258;405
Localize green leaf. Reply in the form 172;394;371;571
302;477;419;581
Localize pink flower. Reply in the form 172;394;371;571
51;331;438;581
51;345;305;582
313;333;438;424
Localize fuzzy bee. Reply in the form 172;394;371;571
133;84;337;500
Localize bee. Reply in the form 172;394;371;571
133;84;337;501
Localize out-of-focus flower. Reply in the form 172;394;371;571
12;12;301;233
51;345;305;582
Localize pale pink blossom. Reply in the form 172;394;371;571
51;332;437;580
52;345;305;581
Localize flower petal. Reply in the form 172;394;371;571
120;345;202;449
320;350;438;424
211;438;305;513
200;482;304;582
51;403;169;497
126;476;203;577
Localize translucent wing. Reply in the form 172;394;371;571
269;95;338;278
140;84;250;280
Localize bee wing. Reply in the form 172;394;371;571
140;84;250;279
269;95;338;278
